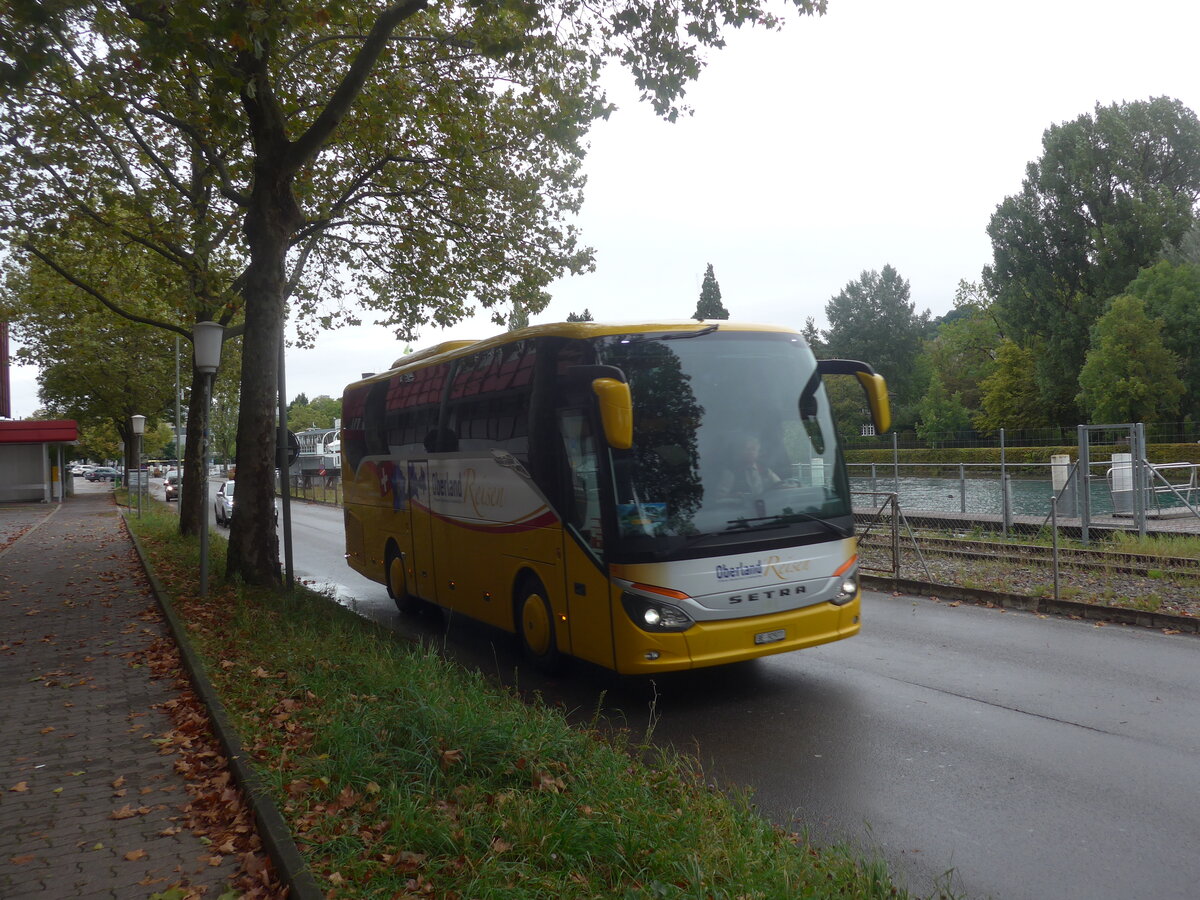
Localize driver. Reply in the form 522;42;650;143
717;434;781;497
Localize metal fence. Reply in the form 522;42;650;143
282;473;343;506
851;456;1200;617
844;420;1200;451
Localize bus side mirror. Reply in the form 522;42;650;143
592;378;633;450
816;359;892;434
856;371;891;434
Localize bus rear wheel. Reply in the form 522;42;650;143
385;545;423;615
516;579;563;672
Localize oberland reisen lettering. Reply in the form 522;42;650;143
715;560;763;580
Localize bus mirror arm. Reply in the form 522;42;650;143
816;359;892;434
591;378;633;450
565;364;626;383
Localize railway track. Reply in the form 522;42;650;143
857;533;1200;579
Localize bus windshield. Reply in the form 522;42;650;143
597;330;851;559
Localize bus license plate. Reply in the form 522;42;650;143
755;629;786;645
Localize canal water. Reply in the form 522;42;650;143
849;474;1119;518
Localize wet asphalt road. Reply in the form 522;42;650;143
284;500;1200;900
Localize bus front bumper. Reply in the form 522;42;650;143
612;594;862;675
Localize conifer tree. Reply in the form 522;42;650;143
693;264;729;320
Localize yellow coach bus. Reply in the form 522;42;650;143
341;321;890;674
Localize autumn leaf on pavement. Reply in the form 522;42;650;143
124;848;147;861
111;804;150;819
9;782;29;792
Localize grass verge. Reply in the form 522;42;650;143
123;503;927;899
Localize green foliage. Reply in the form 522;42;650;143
0;260;177;448
975;340;1048;431
823;264;932;407
288;395;342;429
1076;295;1184;424
3;0;831;586
565;308;594;322
1124;260;1200;418
916;373;972;447
801;316;823;355
692;262;729;320
984;97;1200;423
923;281;1002;415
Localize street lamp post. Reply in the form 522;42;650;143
193;321;224;597
131;414;146;518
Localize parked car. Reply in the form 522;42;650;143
214;481;279;526
164;473;180;501
72;464;94;477
86;467;119;482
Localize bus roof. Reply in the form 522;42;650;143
352;320;799;390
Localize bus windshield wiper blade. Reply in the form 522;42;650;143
615;324;719;344
725;511;850;539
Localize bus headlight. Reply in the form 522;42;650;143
621;591;694;632
832;573;858;606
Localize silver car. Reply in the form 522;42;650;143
213;481;278;526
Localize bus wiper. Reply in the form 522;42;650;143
616;324;719;344
724;515;789;533
725;511;851;539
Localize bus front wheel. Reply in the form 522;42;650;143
516;579;563;672
385;545;423;615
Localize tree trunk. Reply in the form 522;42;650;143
178;364;210;538
224;178;296;587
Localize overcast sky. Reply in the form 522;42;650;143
7;0;1200;419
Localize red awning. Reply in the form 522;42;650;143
0;419;79;444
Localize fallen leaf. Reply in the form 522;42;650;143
124;849;147;861
9;782;29;792
439;748;464;771
9;854;35;865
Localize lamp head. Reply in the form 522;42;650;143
193;321;224;374
131;415;146;435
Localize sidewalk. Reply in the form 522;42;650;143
0;489;251;898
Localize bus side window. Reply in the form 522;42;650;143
558;409;604;556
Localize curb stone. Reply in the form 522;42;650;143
123;515;325;900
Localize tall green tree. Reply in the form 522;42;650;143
692;263;729;320
915;373;971;448
921;280;1002;416
0;258;176;472
1124;260;1200;419
974;340;1049;432
3;0;828;587
823;264;931;408
566;308;594;322
984;97;1200;423
800;316;823;355
1076;295;1184;424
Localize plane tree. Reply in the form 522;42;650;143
3;0;829;587
984;97;1200;423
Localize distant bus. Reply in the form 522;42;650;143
341;321;889;674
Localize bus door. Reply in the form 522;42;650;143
555;406;615;669
406;458;440;602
